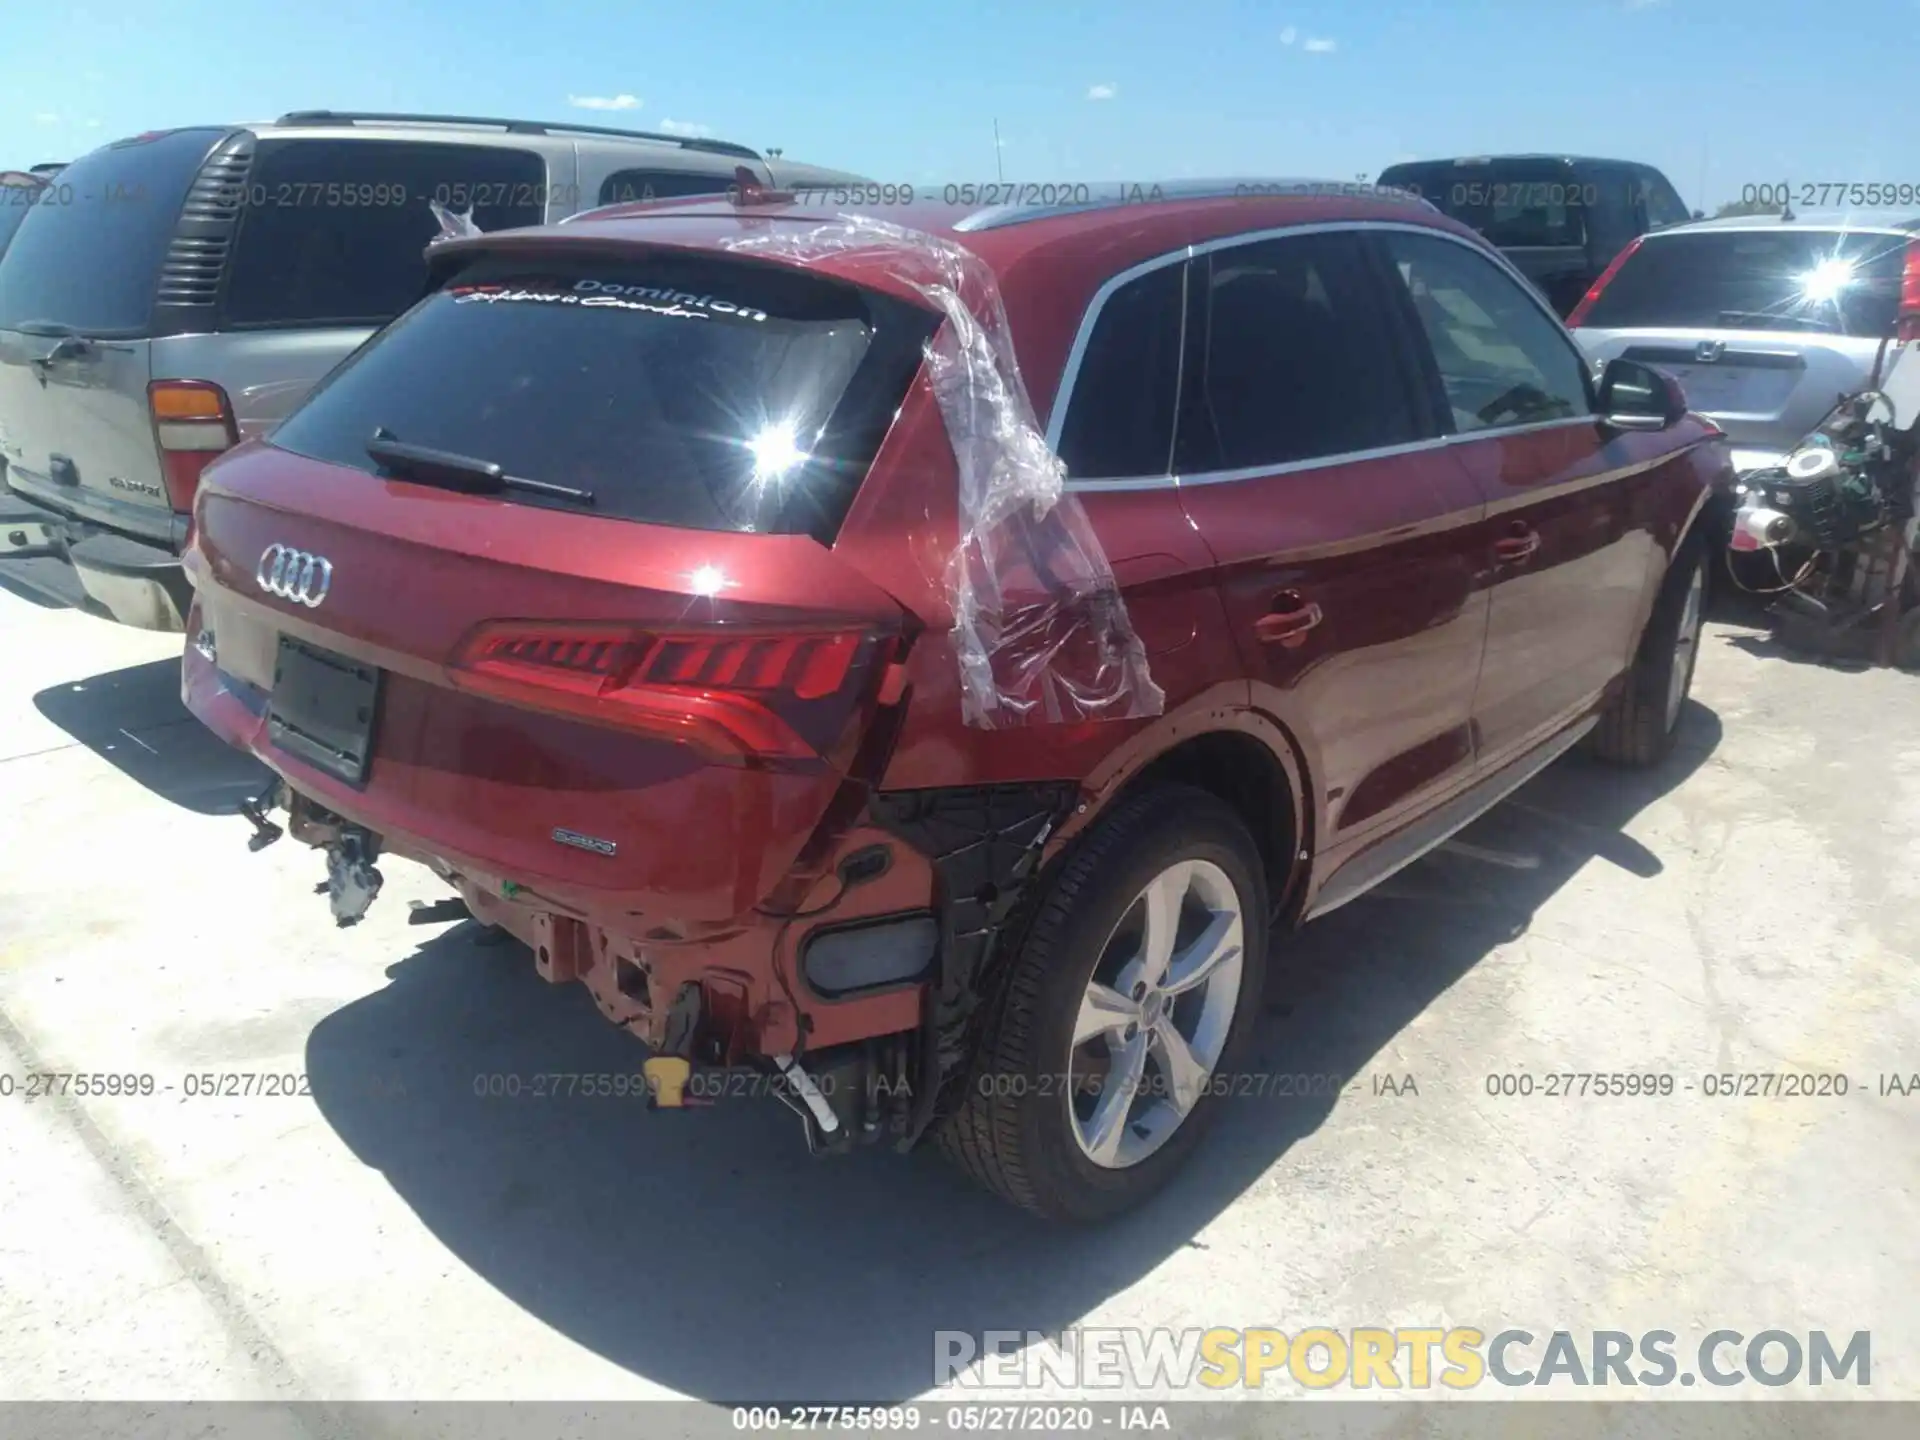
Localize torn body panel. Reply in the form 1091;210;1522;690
869;780;1080;1146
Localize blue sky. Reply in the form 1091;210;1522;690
5;0;1918;212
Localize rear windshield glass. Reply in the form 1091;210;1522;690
598;169;733;206
0;183;41;256
1381;163;1590;249
0;128;223;335
1579;229;1908;336
223;140;548;327
267;254;938;538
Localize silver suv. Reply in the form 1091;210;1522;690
1570;211;1920;476
0;112;864;629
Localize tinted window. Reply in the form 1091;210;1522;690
1380;162;1590;249
1576;229;1908;337
1382;230;1591;431
0;128;223;335
223;140;547;327
268;255;938;537
1582;171;1641;259
1639;170;1690;228
1182;232;1421;472
598;169;732;205
1056;261;1185;480
0;183;41;256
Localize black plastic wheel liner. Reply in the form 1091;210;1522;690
868;780;1080;1148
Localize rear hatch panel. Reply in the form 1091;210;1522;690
1586;329;1883;454
0;128;231;537
192;452;912;920
1571;226;1908;453
187;244;937;919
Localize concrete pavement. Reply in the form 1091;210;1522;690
1;579;1916;1410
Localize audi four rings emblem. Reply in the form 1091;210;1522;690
256;544;333;607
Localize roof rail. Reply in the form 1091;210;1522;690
272;111;762;161
952;176;1438;232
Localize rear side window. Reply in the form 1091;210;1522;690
1180;232;1423;472
1382;163;1590;249
267;254;939;538
1578;229;1909;337
598;169;733;205
0;128;224;335
222;140;547;327
1638;170;1690;228
0;184;41;256
1381;231;1590;432
1056;261;1185;481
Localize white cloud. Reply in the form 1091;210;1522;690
1086;82;1118;100
1303;36;1337;52
567;94;641;111
33;112;59;125
85;118;102;128
658;118;713;137
1280;25;1298;44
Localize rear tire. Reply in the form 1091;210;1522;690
1592;538;1707;768
936;786;1268;1223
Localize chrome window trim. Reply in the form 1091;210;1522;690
1051;220;1592;493
1048;245;1197;481
1065;416;1595;492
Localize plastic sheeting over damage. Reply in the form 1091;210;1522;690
718;214;1163;729
427;200;483;245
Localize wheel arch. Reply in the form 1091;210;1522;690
1059;688;1314;924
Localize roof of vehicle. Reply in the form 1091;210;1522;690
254;110;766;160
478;178;1473;269
1380;154;1664;171
428;182;1491;416
1639;211;1920;237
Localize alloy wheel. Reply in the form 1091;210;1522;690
1067;858;1245;1169
1666;562;1705;732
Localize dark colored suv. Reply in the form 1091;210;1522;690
0;114;864;628
1376;155;1695;317
181;181;1727;1220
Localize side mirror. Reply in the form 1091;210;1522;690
1598;357;1687;431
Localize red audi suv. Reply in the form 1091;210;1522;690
182;180;1725;1221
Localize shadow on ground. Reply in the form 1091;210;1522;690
33;658;270;814
0;555;92;613
301;704;1721;1402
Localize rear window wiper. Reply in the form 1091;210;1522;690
366;428;595;505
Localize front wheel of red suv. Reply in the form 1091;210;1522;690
937;786;1268;1223
1592;539;1707;768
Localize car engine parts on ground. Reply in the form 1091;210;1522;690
1727;342;1920;668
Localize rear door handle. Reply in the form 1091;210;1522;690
1254;593;1324;648
1493;524;1541;564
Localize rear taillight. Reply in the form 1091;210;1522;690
1898;239;1920;343
149;380;238;514
1566;235;1645;328
449;623;883;764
